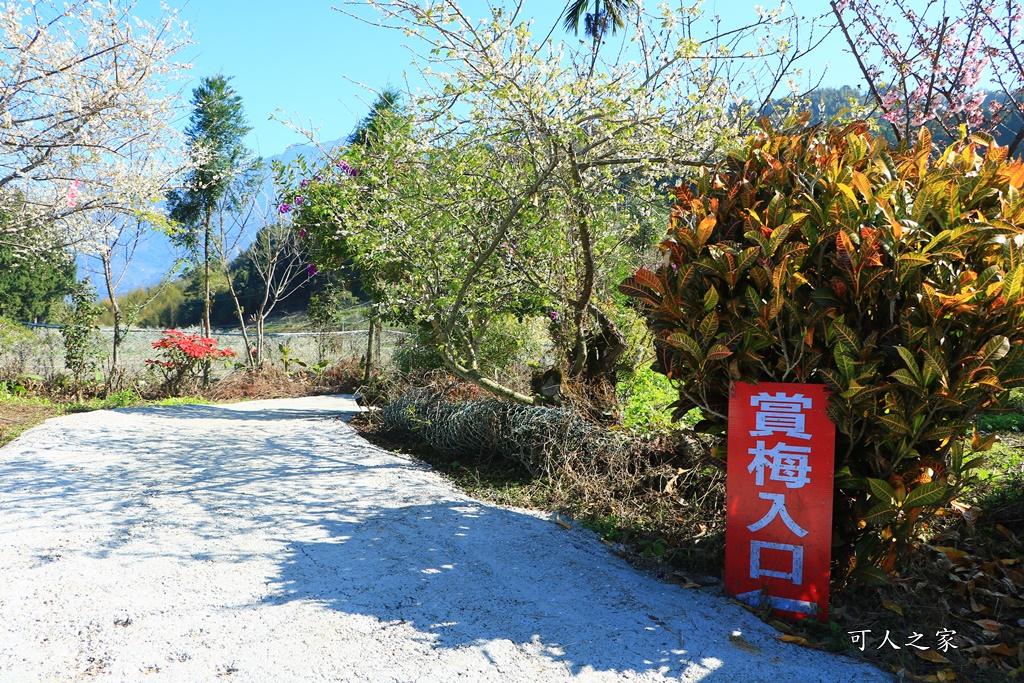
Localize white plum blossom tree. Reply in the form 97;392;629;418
283;0;824;410
0;0;191;250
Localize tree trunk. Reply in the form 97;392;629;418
101;252;120;380
222;265;254;369
363;312;376;383
202;212;212;387
256;315;265;367
566;305;627;422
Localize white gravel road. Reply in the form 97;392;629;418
0;395;892;682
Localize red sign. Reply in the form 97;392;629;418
724;382;835;622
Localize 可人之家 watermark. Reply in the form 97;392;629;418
848;628;958;652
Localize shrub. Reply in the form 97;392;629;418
145;330;236;396
395;314;547;385
54;280;103;394
622;120;1024;583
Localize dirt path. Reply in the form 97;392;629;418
0;396;891;682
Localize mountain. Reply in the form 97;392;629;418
79;140;337;296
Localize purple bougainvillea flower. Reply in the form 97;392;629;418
300;178;309;188
550;311;559;321
299;229;307;239
307;264;319;277
336;160;353;175
295;196;305;205
278;202;292;214
314;174;323;182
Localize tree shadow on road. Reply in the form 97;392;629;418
264;502;879;682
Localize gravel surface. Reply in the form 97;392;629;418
0;395;892;682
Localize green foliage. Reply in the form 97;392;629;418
395;314;547;381
618;365;680;432
54;281;103;387
0;222;76;323
167;74;257;235
99;279;189;329
64;390;143;414
622;120;1024;580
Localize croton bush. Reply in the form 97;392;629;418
622;120;1024;583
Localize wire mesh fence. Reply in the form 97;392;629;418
2;323;406;380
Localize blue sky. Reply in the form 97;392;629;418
152;1;862;156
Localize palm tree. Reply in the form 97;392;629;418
562;0;635;41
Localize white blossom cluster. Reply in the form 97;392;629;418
287;1;814;398
0;0;191;252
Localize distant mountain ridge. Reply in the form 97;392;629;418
79;140;337;296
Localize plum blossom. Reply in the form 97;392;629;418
67;180;83;208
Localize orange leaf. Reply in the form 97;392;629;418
915;649;952;664
889;216;903;240
1008;159;1024;190
774;634;821;649
633;268;663;293
985;642;1016;656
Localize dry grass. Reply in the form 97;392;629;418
0;398;60;448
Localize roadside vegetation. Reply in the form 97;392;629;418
4;1;1024;681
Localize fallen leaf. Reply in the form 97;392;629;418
728;632;761;653
915;649;952;664
973;619;1004;631
985;642;1016;656
936;668;957;682
554;515;571;530
774;634;821;649
769;619;795;634
996;524;1018;542
882;599;905;616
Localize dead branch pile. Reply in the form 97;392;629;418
372;383;725;573
380;387;616;476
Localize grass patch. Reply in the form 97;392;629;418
0;395;60;448
152;396;212;406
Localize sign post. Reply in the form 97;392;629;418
724;382;835;622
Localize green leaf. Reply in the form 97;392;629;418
849;564;892;586
867;477;895;504
834;349;856;382
901;481;948;509
864;502;897;526
980;336;1011;365
698;312;719;341
828;316;861;352
703;286;719;312
876;412;911;435
890;369;921;389
706;344;732;361
895;346;922;383
665;332;701;360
